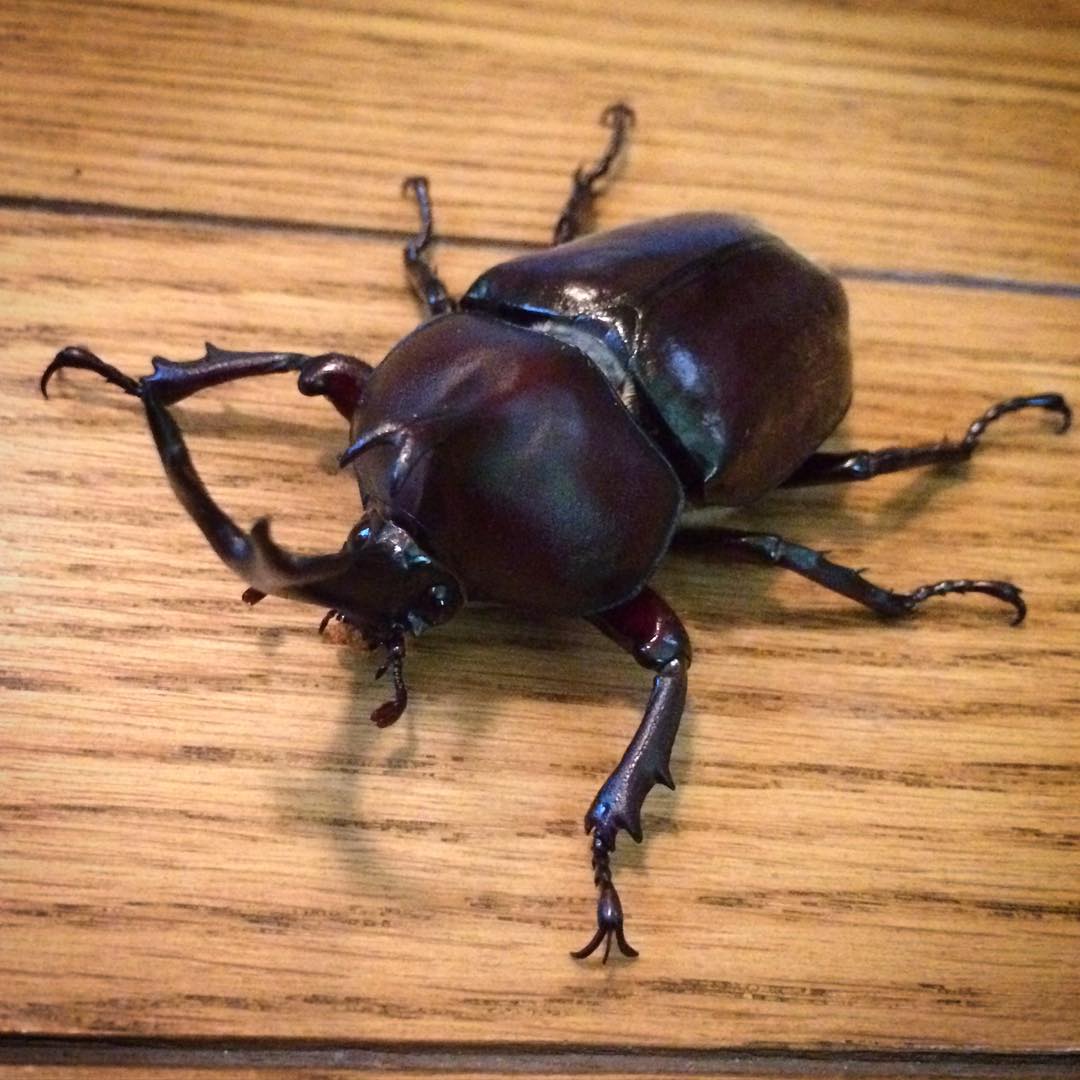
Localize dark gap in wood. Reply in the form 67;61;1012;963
0;1036;1077;1077
830;265;1080;298
2;192;1079;299
0;192;534;252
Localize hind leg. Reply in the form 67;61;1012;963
553;103;635;245
784;394;1070;487
401;176;455;318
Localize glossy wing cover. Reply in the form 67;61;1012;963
464;213;853;504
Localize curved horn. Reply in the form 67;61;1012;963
339;421;410;468
142;392;351;595
247;517;354;594
339;413;459;495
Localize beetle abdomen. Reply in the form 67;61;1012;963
463;214;852;505
349;314;683;616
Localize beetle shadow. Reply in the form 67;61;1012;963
270;603;676;901
170;400;347;458
268;463;989;910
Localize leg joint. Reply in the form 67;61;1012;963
758;534;785;564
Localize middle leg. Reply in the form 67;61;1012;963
401;176;455;318
708;528;1026;624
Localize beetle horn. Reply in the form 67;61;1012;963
246;517;354;593
141;390;355;596
338;421;413;470
339;414;458;495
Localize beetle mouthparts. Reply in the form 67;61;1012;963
370;633;408;727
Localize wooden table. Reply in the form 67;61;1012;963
1;3;1077;1077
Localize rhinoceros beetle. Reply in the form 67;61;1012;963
42;104;1071;962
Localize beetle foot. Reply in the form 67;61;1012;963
898;578;1026;625
583;102;635;188
571;829;638;963
571;881;638;963
553;103;636;245
41;346;141;399
568;104;635;199
961;393;1072;451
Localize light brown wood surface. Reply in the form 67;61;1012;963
1;1;1078;1075
2;0;1076;282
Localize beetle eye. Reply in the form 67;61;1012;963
428;584;452;608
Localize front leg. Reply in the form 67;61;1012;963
43;343;372;418
572;588;691;962
40;345;367;594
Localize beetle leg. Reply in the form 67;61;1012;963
42;343;371;419
41;346;360;593
783;393;1071;487
401;176;455;319
705;528;1027;625
553;103;635;246
571;588;690;961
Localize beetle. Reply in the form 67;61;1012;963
41;104;1071;962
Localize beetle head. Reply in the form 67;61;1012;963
246;511;463;648
240;510;462;727
330;513;464;643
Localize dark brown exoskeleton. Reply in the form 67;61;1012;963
42;104;1071;962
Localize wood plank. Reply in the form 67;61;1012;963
1;1;1076;283
0;209;1077;1048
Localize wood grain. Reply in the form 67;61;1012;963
2;0;1079;1066
1;1;1077;284
0;1072;827;1080
1;208;1077;1050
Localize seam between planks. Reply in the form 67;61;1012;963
0;1036;1079;1076
3;192;1079;300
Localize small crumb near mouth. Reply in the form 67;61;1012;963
321;617;364;648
